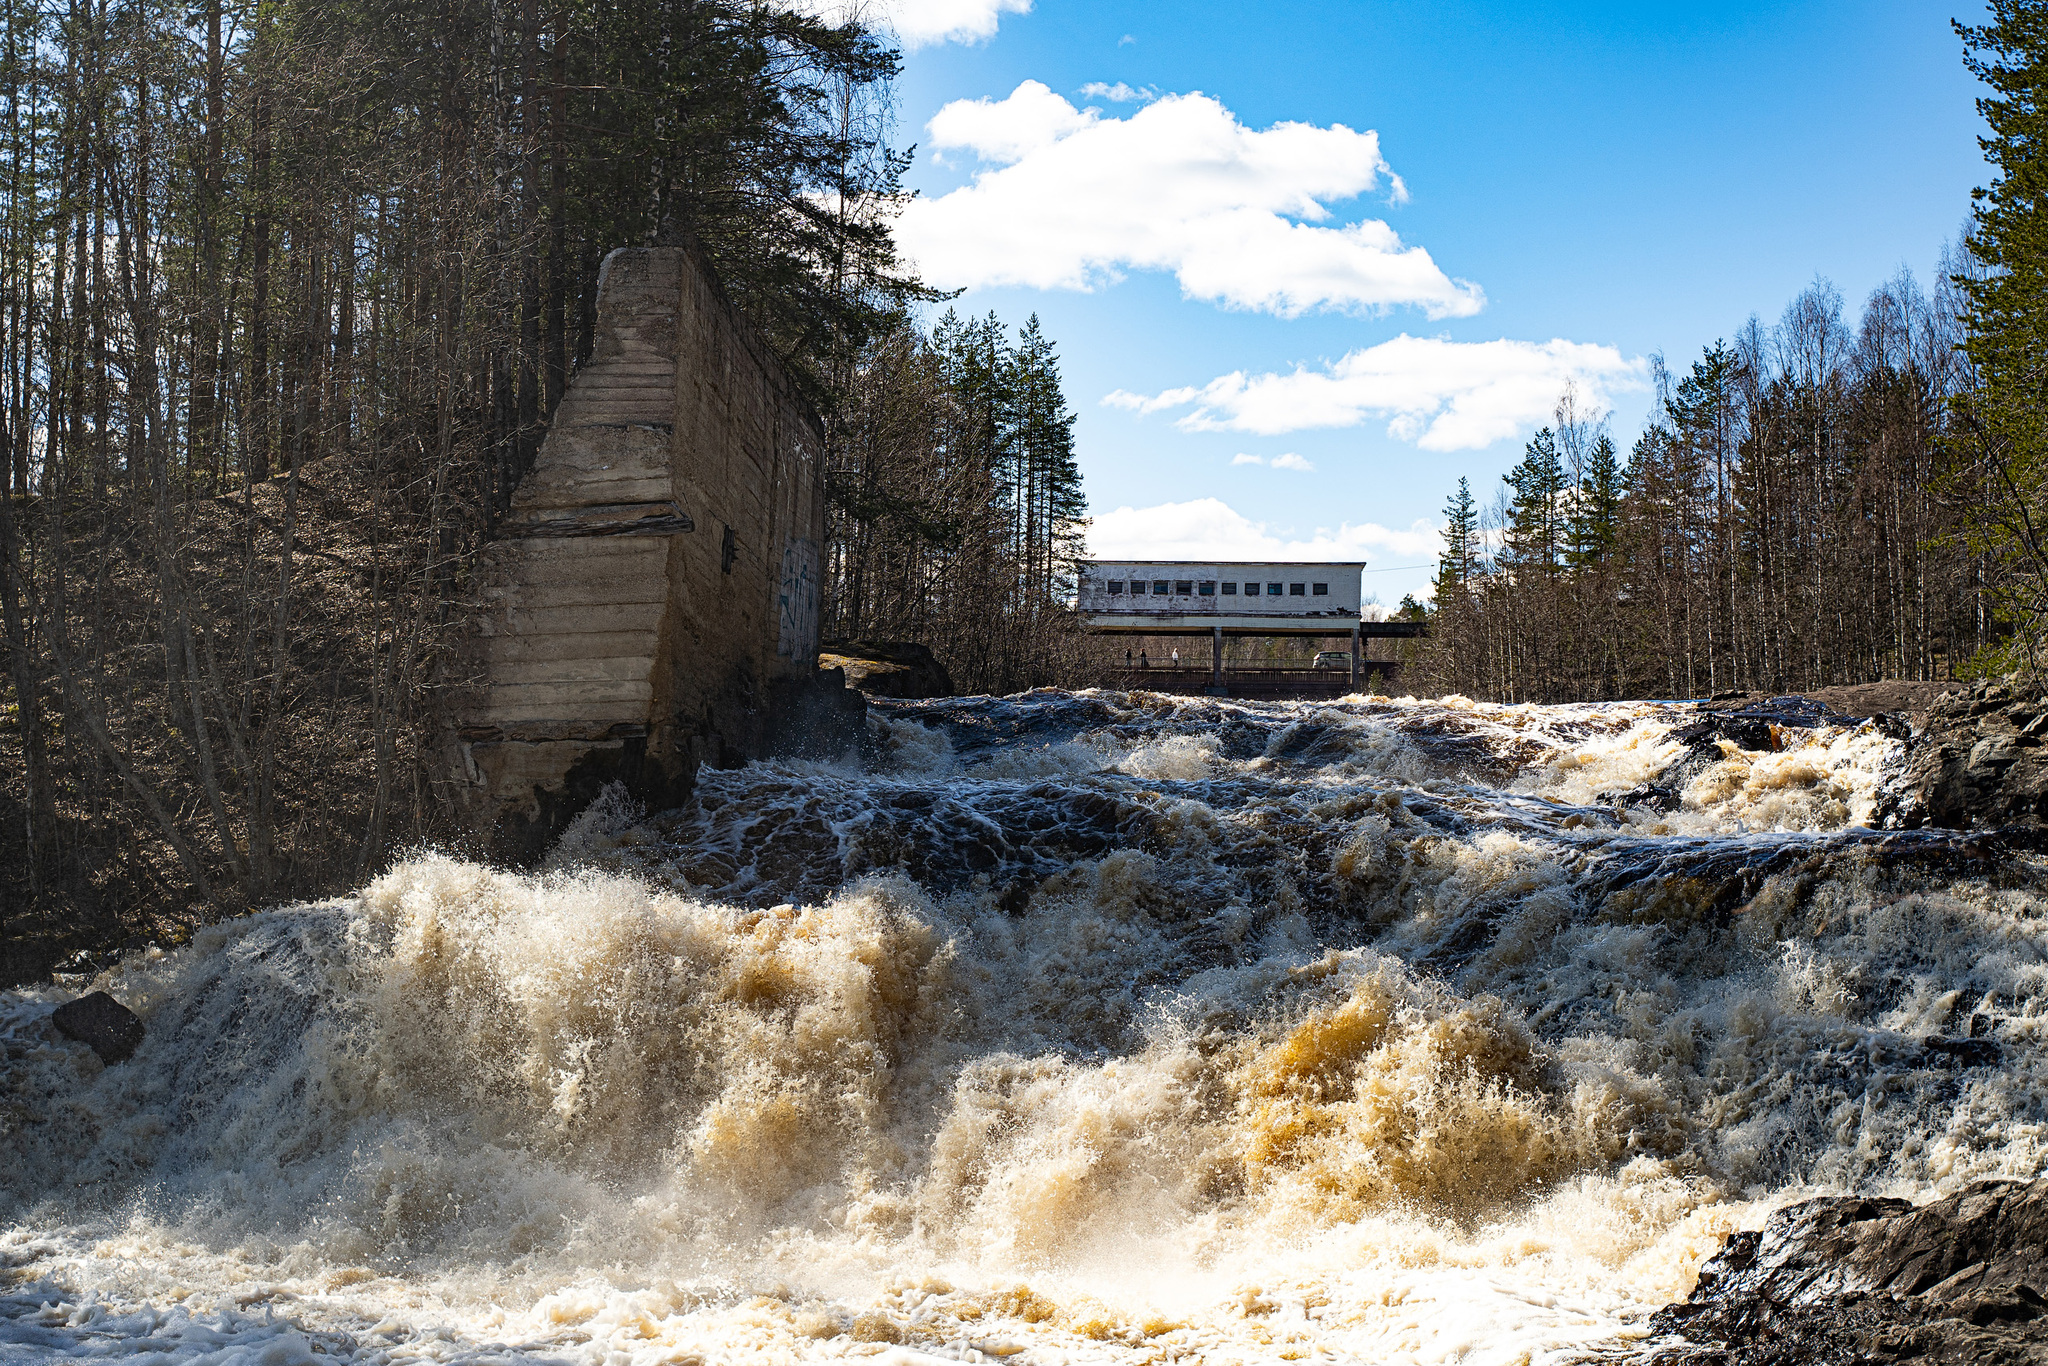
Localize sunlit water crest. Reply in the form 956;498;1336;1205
6;691;2047;1364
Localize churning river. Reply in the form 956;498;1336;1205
6;690;2048;1365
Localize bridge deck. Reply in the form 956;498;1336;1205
1084;616;1426;638
1090;663;1407;701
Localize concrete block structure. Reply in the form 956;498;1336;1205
450;246;855;859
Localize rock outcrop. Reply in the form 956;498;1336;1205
51;991;144;1065
1647;1180;2048;1364
1872;680;2048;831
817;641;955;700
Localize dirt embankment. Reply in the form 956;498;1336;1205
1699;680;1957;721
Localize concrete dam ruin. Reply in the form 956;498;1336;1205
451;246;857;858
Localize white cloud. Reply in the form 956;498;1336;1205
1230;452;1315;471
1078;81;1156;103
1090;497;1441;563
896;82;1481;318
925;78;1090;161
786;0;1028;48
1106;334;1646;451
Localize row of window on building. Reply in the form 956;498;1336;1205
1102;579;1329;598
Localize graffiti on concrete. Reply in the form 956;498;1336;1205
778;538;818;658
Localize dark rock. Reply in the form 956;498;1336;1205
1679;695;1838;747
819;640;955;699
50;990;145;1065
1645;1179;2048;1364
1660;696;1844;788
1603;782;1682;813
1749;680;1951;717
1878;680;2048;831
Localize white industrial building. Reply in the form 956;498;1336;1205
1076;561;1366;628
1073;560;1406;691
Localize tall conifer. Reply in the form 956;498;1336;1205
1436;476;1480;597
1955;1;2048;669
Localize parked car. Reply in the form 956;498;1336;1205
1312;650;1352;669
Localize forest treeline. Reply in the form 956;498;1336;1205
1417;5;2048;703
0;0;1086;967
826;307;1087;692
1420;266;1987;701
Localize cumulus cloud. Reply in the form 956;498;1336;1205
787;0;1028;48
1105;334;1646;451
924;78;1091;162
1231;452;1315;471
895;82;1482;318
1090;497;1440;563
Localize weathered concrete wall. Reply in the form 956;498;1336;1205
452;246;853;859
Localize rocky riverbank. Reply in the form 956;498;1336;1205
1693;680;2048;831
1633;680;2048;1363
1874;679;2048;830
1642;1180;2048;1364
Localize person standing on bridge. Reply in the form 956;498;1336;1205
1171;648;1180;667
1140;649;1148;669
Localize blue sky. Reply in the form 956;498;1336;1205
870;0;1991;608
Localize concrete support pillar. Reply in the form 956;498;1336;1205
1212;626;1224;692
1350;626;1361;691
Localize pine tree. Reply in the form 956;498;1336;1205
1436;476;1480;599
1009;315;1085;601
1501;427;1565;576
1567;433;1623;569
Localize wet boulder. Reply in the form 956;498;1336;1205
1677;694;1838;749
1659;695;1846;788
1601;782;1681;813
1648;1179;2048;1364
50;990;145;1065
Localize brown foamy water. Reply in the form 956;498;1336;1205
5;691;2045;1364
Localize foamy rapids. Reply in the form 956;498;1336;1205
7;691;2048;1365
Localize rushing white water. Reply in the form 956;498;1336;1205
6;690;2047;1365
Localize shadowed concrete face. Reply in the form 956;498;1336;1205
451;247;854;860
